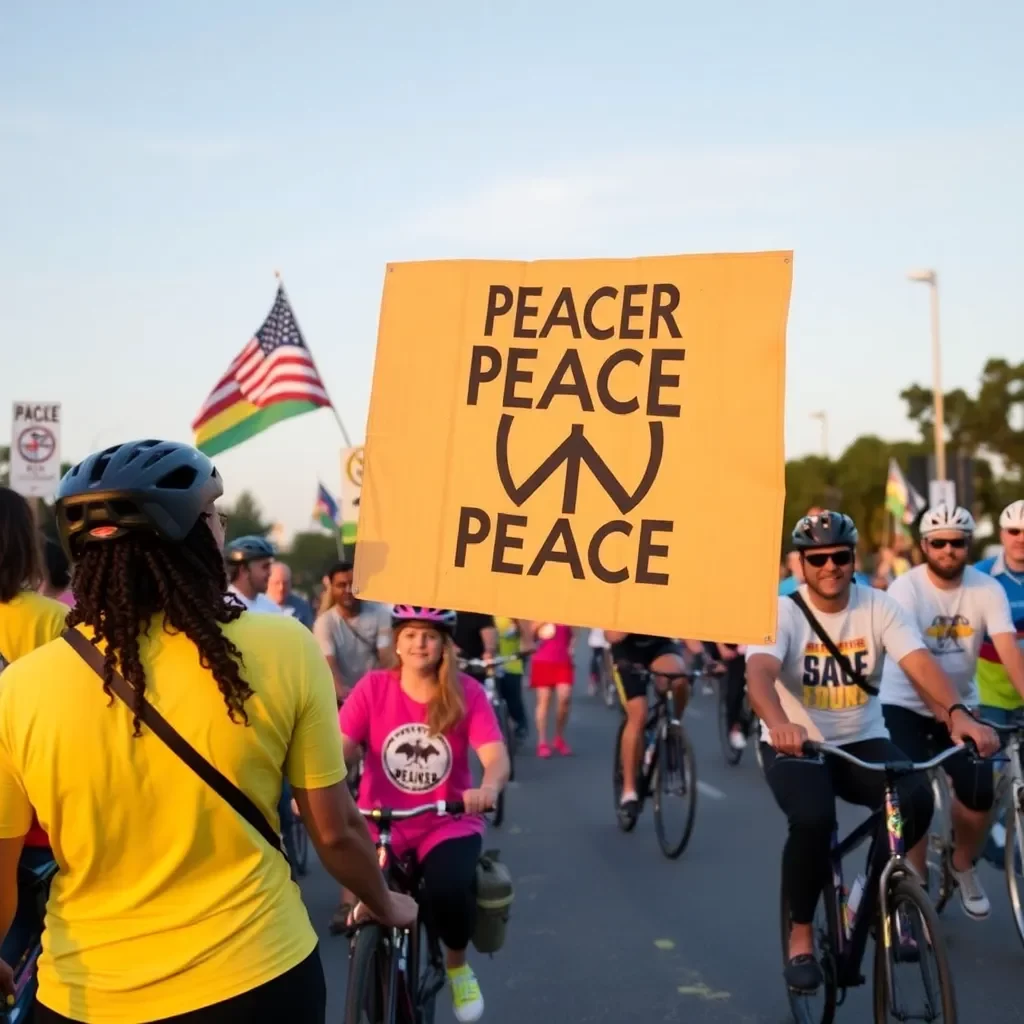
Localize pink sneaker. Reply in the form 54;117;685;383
537;742;552;759
554;736;573;757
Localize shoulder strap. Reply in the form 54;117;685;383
62;628;286;859
787;591;879;697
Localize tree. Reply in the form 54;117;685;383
900;357;1024;516
280;531;341;593
223;491;272;542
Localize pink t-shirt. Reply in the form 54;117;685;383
531;623;573;665
339;669;502;860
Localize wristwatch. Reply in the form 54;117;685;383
947;702;975;722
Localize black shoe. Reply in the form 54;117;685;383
784;954;823;994
617;799;639;832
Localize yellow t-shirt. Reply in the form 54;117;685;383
0;611;345;1023
0;590;68;669
493;616;523;674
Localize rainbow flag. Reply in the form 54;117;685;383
885;458;926;529
192;287;332;456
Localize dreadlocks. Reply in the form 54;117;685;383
66;518;253;734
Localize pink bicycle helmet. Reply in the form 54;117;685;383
391;605;457;634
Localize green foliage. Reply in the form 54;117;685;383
279;531;341;592
222;491;272;542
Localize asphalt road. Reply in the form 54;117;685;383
301;664;1024;1023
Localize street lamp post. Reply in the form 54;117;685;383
907;269;946;482
810;411;828;457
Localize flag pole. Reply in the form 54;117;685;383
274;270;355;448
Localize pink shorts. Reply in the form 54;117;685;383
530;661;574;688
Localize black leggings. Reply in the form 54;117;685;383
762;737;934;925
722;656;747;730
418;833;482;952
36;948;326;1023
498;672;528;732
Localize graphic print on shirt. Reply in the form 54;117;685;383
381;723;453;793
924;615;973;655
802;637;870;710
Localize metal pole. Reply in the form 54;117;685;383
929;277;946;481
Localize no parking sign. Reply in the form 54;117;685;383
10;402;62;499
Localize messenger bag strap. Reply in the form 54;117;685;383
62;628;286;858
787;592;879;697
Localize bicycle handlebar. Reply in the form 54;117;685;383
802;739;979;774
978;714;1024;736
357;800;466;821
459;653;528;670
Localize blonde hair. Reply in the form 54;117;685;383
393;628;466;737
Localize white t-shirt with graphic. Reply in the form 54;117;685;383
879;564;1015;716
748;585;925;745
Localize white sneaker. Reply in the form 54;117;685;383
448;965;484;1022
729;729;747;751
952;864;991;919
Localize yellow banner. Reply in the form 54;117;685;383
355;252;791;644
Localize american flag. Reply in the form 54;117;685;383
192;286;332;430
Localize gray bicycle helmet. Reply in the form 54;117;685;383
225;535;276;564
791;510;859;550
56;440;223;559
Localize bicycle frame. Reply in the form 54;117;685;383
352;803;464;1023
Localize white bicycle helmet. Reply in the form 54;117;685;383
1000;500;1024;529
919;503;976;537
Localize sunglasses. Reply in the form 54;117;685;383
804;549;854;568
1006;528;1023;538
928;537;967;551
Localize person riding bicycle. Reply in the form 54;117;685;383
0;440;416;1023
339;606;510;1024
746;510;996;995
225;534;283;614
879;503;1024;919
603;631;698;829
976;499;1024;867
0;489;68;974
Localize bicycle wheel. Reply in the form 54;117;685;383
345;924;392;1024
652;721;698;858
292;818;309;877
779;864;838;1024
718;685;743;766
499;703;516;783
1004;786;1024;950
872;875;957;1023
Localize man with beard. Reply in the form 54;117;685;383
880;504;1024;919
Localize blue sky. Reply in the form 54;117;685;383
3;1;1022;535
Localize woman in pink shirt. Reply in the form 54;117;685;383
339;606;509;1024
529;622;575;758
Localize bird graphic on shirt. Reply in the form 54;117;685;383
395;741;441;765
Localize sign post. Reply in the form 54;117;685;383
9;402;62;501
353;251;791;645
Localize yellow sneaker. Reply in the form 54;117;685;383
447;964;484;1022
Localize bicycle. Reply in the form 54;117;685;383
460;654;521;827
344;800;468;1024
0;857;58;1024
924;712;1024;946
780;740;969;1024
611;664;698;859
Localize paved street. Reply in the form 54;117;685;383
301;667;1024;1023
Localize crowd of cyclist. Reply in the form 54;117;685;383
0;435;1022;1022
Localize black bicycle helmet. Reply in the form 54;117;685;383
791;510;859;550
56;440;223;559
225;535;276;564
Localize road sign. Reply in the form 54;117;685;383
341;446;363;525
9;402;62;500
929;479;956;510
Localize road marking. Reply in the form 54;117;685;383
678;983;730;1001
653;939;675;950
697;781;726;800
